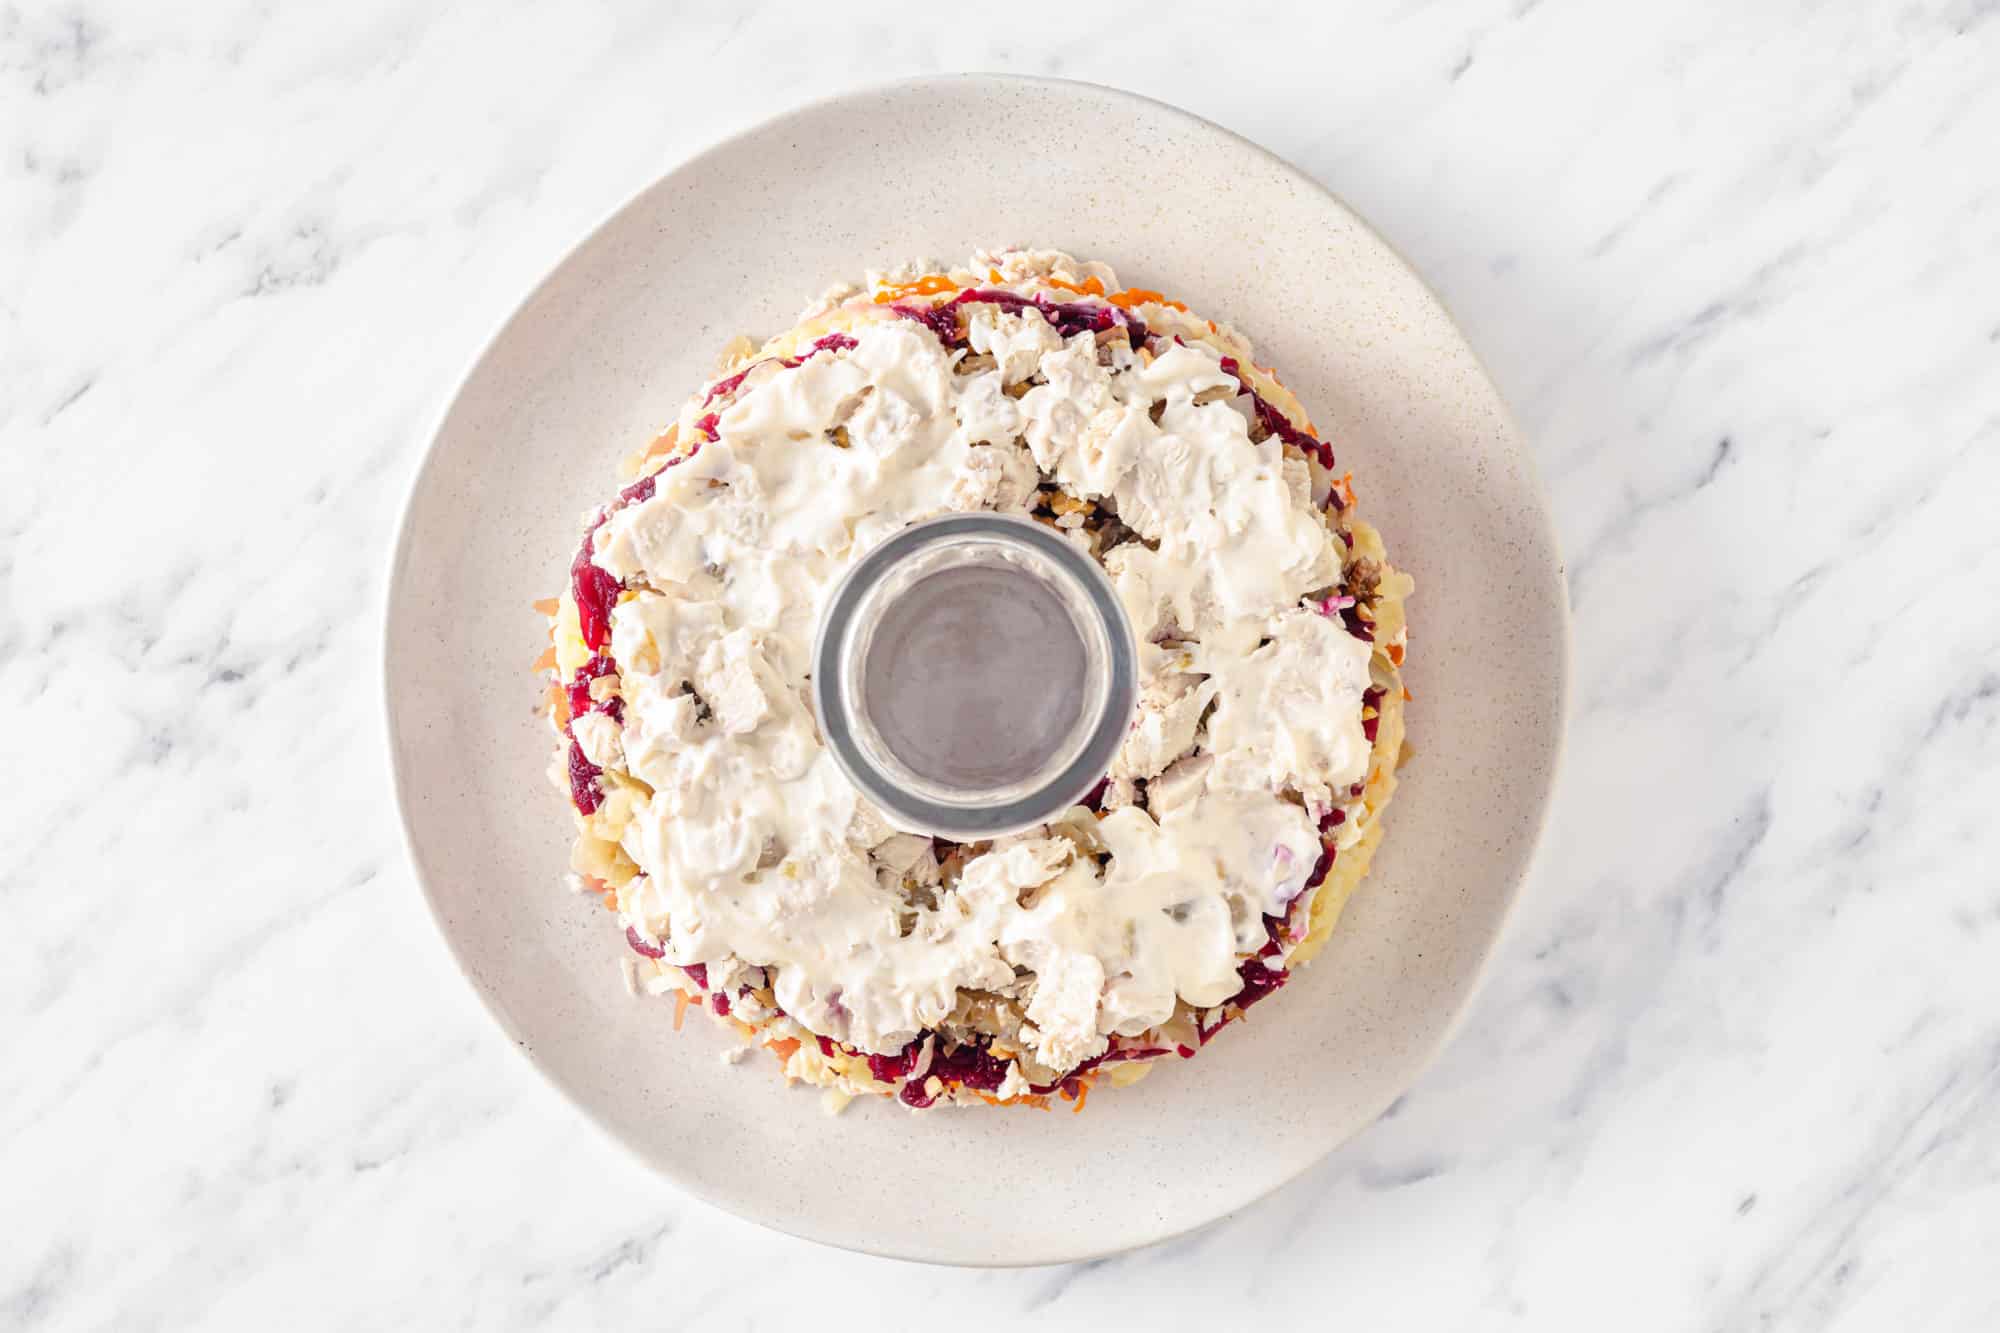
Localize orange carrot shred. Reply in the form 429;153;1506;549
643;425;681;459
872;274;958;303
1387;642;1405;666
1107;286;1186;312
1048;274;1106;297
600;889;617;912
1402;686;1414;702
531;645;557;672
673;991;691;1030
531;597;559;616
767;1037;800;1062
1071;1080;1092;1113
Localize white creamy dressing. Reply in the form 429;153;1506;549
586;283;1373;1068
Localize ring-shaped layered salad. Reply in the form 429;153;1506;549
537;250;1414;1113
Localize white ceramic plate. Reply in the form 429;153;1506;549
385;75;1567;1265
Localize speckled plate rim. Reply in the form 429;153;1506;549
382;73;1570;1266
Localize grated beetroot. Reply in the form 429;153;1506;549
1304;842;1335;892
1218;355;1337;469
567;740;603;814
1081;776;1111;810
815;1035;837;1058
929;1040;1011;1092
868;1040;920;1085
1195;959;1293;1047
805;331;859;355
712;992;730;1016
889;1036;1016;1105
569;452;695;652
890;301;962;343
566;654;621;723
702;332;863;407
1027;1044;1168;1096
1232;957;1289;1010
683;962;708;989
570;539;623;652
624;926;665;959
890;289;1149;351
1340;605;1375;643
701;365;756;406
953;288;1136;340
1258;912;1289;958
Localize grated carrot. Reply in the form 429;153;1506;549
531;645;557;672
872;274;958;303
1402;686;1414;702
531;597;559;616
1387;642;1405;666
1071;1079;1092;1114
673;991;691;1030
974;1091;1053;1112
767;1037;800;1062
1206;319;1218;333
599;889;617;912
1048;274;1106;297
1107;286;1186;312
643;424;681;459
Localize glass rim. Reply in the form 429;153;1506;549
811;513;1138;839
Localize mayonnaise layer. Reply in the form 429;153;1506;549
583;256;1374;1069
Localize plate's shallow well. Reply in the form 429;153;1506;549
385;75;1567;1265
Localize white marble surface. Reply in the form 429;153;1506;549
5;1;1998;1327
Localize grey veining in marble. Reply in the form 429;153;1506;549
4;1;1998;1328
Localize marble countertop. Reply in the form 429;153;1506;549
6;2;1997;1328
